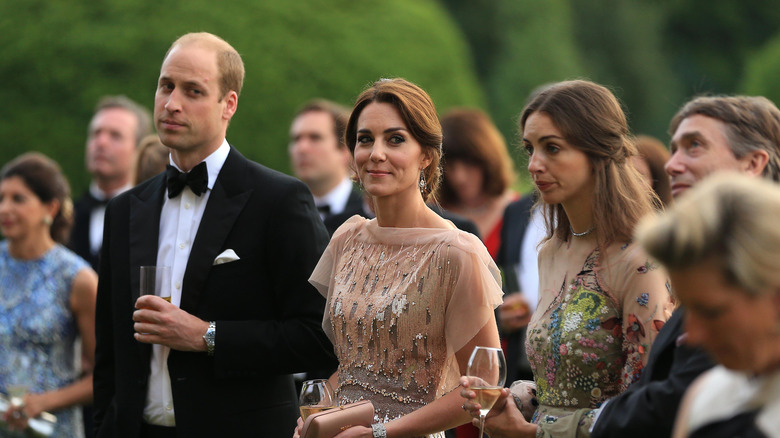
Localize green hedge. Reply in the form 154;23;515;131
0;0;484;194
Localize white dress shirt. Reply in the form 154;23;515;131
143;140;230;426
516;206;545;312
313;177;353;219
88;182;131;256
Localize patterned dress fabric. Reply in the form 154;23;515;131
526;238;672;428
310;216;503;437
0;242;88;438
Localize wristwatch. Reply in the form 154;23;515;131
203;321;216;356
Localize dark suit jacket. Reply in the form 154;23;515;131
93;147;337;438
69;191;104;270
590;307;715;438
496;194;536;383
322;186;364;235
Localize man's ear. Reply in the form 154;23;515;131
222;91;238;121
742;149;770;177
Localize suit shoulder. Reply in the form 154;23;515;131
242;159;308;192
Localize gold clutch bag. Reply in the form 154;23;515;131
300;400;375;438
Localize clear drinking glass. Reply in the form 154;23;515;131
139;266;172;302
6;352;32;409
467;346;507;437
298;379;336;421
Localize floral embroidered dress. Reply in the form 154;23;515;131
0;242;89;438
310;216;503;437
525;237;672;430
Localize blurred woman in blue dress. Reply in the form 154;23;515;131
0;153;97;438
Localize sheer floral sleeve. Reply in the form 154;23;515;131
604;243;673;388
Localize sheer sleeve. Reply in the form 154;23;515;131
610;244;672;388
444;232;504;356
308;215;366;342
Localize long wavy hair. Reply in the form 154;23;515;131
519;80;659;245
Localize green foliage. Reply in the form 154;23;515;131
569;0;684;140
0;0;484;193
443;0;587;186
740;32;780;103
660;0;780;94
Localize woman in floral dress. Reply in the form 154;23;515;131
465;80;672;437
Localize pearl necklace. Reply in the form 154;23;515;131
570;225;595;237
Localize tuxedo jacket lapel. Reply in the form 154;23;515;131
180;148;253;313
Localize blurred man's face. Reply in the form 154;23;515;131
289;111;349;192
666;115;743;198
86;107;138;184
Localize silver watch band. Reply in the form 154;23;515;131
203;321;216;356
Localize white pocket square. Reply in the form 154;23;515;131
213;249;240;265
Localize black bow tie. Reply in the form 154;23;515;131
316;204;331;215
88;193;110;208
166;162;208;198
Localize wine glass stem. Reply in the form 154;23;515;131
479;414;486;437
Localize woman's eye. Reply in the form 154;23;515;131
357;135;372;145
523;145;534;156
389;135;405;145
546;144;560;154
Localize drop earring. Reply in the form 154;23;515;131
419;170;426;194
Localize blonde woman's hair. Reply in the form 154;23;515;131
636;172;780;296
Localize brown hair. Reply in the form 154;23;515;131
439;108;515;205
345;78;442;202
165;32;245;99
669;95;780;182
93;95;153;146
634;135;672;207
294;99;350;148
134;134;169;185
0;152;74;244
520;80;658;244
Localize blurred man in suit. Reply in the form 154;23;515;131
289;99;362;235
69;95;152;438
70;96;152;270
93;32;336;438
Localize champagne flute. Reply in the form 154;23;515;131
139;266;172;302
299;379;336;421
467;346;507;437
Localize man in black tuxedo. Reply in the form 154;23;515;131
70;96;153;270
463;95;780;437
288;99;363;235
93;32;336;438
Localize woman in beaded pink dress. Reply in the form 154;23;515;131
461;80;673;436
296;78;503;438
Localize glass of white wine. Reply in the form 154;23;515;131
299;379;336;421
467;346;507;437
139;266;172;302
6;353;32;413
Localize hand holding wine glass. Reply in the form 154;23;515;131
466;346;506;437
299;379;336;421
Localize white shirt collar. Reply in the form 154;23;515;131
313;177;354;215
167;139;230;191
89;181;132;201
